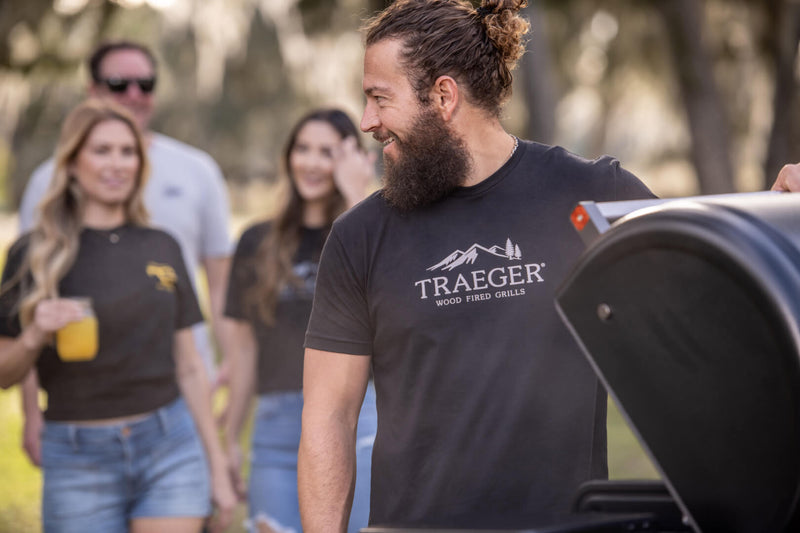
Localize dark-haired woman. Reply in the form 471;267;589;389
0;99;236;532
223;108;377;533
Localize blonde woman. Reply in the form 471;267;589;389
0;99;236;532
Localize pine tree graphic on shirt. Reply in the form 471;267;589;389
427;238;522;272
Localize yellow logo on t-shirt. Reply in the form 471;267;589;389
146;262;177;292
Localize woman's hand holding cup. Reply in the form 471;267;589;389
25;298;98;361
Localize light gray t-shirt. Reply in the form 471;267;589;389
19;133;233;374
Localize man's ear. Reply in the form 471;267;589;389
431;75;459;122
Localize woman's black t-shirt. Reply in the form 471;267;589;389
225;221;326;394
0;225;203;421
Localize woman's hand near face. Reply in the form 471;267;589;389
333;136;377;209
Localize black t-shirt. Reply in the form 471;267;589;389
0;225;203;421
225;221;326;393
305;141;656;528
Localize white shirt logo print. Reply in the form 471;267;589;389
414;237;546;305
427;238;522;271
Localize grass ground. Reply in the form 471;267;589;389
0;388;41;533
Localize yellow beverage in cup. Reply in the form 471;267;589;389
56;299;98;362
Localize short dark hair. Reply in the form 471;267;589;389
88;41;158;82
362;0;530;117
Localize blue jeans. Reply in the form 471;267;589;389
41;397;211;533
247;382;377;533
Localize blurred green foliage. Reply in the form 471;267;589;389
3;0;800;214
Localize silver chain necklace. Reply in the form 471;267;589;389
505;135;519;164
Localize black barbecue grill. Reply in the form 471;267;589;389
364;191;800;533
556;190;800;533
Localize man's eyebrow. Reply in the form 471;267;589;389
364;85;391;96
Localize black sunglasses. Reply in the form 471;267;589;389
100;76;157;94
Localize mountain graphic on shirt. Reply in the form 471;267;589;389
427;239;522;272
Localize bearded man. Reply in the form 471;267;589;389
298;1;655;531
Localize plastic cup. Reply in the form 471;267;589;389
55;298;98;362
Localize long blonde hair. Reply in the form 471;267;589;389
17;98;149;326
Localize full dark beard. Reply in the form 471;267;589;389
381;108;472;212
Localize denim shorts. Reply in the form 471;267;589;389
246;382;377;533
41;397;211;533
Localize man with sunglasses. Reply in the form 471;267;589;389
17;40;234;468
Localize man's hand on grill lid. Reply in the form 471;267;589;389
772;163;800;192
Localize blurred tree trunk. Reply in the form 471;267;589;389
653;0;734;193
7;1;120;205
0;0;55;197
763;0;800;189
0;0;50;68
521;2;557;144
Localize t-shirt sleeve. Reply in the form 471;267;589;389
224;225;261;321
19;160;55;233
0;238;29;338
606;156;658;201
304;226;373;355
198;154;233;259
169;237;205;331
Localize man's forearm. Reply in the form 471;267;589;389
203;257;231;348
299;348;372;532
223;324;256;443
298;413;357;533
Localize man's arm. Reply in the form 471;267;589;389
222;319;257;497
298;348;371;533
202;255;233;386
196;150;233;385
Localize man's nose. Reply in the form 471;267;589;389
124;82;144;98
360;103;379;133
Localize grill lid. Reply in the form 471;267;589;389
556;192;800;533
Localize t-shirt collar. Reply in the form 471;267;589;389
451;138;525;198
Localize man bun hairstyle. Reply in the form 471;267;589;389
478;1;529;65
363;0;530;117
